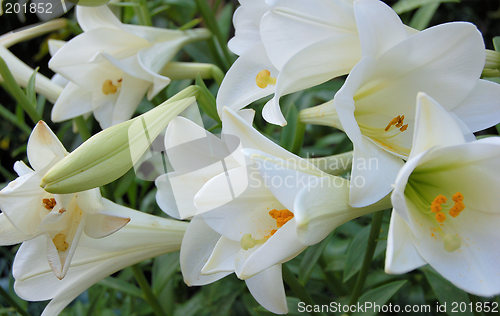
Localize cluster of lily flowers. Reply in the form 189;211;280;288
1;0;500;314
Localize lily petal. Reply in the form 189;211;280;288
0;214;30;246
245;265;287;314
76;6;122;32
385;211;426;274
201;236;240;274
180;217;231;286
27;121;67;171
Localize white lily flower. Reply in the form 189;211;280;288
49;6;210;128
12;202;187;316
217;0;362;126
156;107;388;313
300;0;500;207
0;121;130;279
386;92;500;296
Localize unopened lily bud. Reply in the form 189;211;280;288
41;92;198;194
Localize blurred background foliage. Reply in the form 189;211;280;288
0;0;499;315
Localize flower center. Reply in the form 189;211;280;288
102;78;122;95
255;70;276;89
52;233;69;252
240;209;294;250
42;198;56;210
430;192;465;224
357;114;410;156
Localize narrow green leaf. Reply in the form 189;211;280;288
26;67;39;106
98;277;143;298
494;36;500;52
409;3;440;30
343;224;386;282
0;103;32;134
393;0;458;14
352;280;408;316
422;266;473;316
298;234;333;284
152;253;180;294
195;75;221;122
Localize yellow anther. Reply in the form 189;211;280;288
384;116;400;131
435;212;446;223
449;200;465;218
42;198;56;210
400;124;408;132
102;78;122;95
52;233;69;252
269;209;294;228
255;70;276;89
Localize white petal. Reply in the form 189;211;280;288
0;172;45;235
84;213;130;239
245;265;287;314
47;39;66;57
76;6;122;32
13;161;33;176
0;214;30;246
27;121;67;171
261;0;356;70
349;137;404;207
49;28;149;70
451;79;500;132
235;219;305;278
227;0;268;55
354;0;408;58
265;36;361;126
216;44;277;116
180;217;231;286
410;93;467;159
221;107;299;162
51;82;93;122
201;236;240;274
294;181;391;245
244;148;324;210
385;211;426;274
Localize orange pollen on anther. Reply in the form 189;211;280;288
452;192;464;202
255;70;276;89
435;212;446;223
52;233;69;252
267;209;294;237
384;115;408;132
58;208;66;214
42;198;56;210
102;78;122;95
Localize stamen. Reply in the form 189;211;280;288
435;212;446;223
102;78;122;95
52;233;69;252
42;198;56;210
384;115;408;133
255;70;276;89
449;192;465;217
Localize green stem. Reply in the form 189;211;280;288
73;116;91;141
0;19;67;48
282;265;326;316
0;57;42;123
0;286;30;316
348;211;384;305
134;0;152;26
291;121;305;155
132;265;168;316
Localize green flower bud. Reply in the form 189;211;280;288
41;87;199;193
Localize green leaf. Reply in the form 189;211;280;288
494;36;500;52
352;280;408;316
343;225;386;282
26;67;39;106
152;253;180;294
298;234;333;284
98;277;143;298
195;75;221;122
409;3;440;30
422;266;473;316
393;0;458;14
